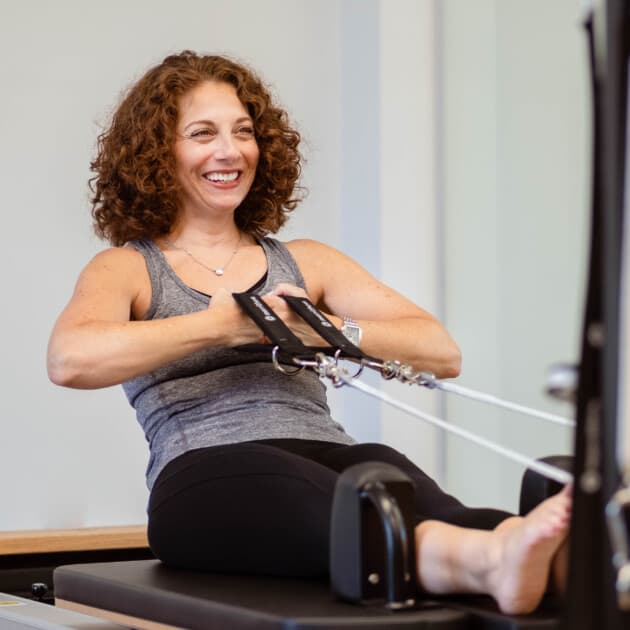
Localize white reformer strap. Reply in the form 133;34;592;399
235;295;574;485
248;294;576;431
341;371;574;486
420;373;576;429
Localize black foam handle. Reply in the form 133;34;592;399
233;292;310;357
519;455;573;515
361;482;412;608
330;462;416;608
281;295;367;361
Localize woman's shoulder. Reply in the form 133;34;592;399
77;246;153;316
258;236;334;269
80;245;149;287
87;244;147;269
281;239;358;300
284;238;352;269
284;238;338;258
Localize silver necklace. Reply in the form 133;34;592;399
164;232;242;276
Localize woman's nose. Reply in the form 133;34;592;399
213;132;239;160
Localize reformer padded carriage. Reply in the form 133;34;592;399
53;559;562;629
53;458;570;630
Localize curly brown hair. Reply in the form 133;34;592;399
90;51;303;245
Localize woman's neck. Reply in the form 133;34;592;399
167;215;241;248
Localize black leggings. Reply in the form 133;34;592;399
147;440;512;577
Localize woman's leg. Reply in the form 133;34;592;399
307;442;512;529
289;440;571;614
415;485;571;614
148;442;339;576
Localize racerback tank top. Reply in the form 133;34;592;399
122;237;355;489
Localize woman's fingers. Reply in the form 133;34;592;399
266;283;309;299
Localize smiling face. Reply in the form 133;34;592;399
173;81;260;221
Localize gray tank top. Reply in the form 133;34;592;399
123;237;355;489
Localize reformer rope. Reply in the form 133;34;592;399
234;292;575;485
419;373;576;428
340;370;574;486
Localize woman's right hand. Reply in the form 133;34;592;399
207;288;267;347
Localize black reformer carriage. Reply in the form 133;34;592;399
53;457;571;630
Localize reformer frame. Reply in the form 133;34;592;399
564;2;630;629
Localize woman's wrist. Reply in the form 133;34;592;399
340;316;363;347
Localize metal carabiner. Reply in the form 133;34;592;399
333;348;364;380
271;345;305;376
314;352;342;385
381;360;402;380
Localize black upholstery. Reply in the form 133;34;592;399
54;560;465;629
519;456;574;516
54;560;563;630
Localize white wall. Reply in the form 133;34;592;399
378;0;444;482
441;0;589;510
0;0;345;530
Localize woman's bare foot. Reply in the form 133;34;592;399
551;535;570;595
487;485;571;614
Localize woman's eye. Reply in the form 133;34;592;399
182;126;254;142
235;126;255;137
187;129;215;141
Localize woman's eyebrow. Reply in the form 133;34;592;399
182;116;253;131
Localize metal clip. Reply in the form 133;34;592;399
605;487;630;610
271;346;304;376
313;353;341;385
381;360;402;380
378;362;428;386
337;349;364;380
396;364;417;384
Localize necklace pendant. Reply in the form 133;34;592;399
215;268;225;276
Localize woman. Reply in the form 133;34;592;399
47;51;570;615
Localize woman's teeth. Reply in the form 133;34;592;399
205;172;239;183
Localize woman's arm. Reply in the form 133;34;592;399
47;248;261;389
272;240;461;378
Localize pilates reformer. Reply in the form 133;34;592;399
49;296;575;630
49;243;576;630
19;1;628;629
47;266;577;629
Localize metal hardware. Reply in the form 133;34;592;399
605;487;630;610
